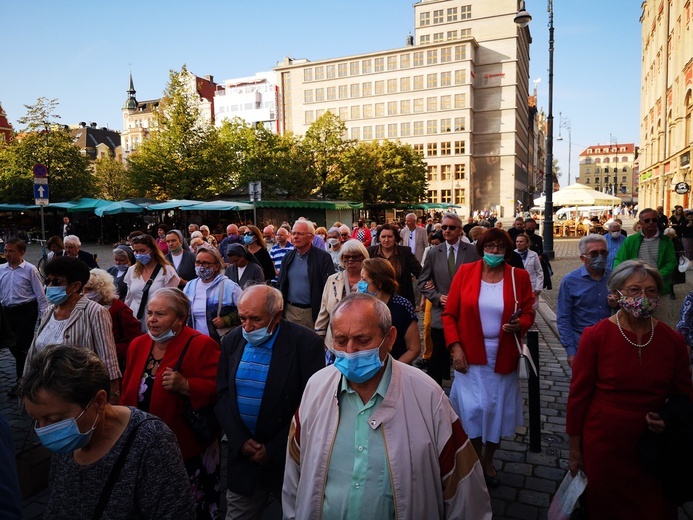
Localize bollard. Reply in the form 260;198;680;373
527;329;541;453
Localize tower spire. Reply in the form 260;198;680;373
124;71;138;110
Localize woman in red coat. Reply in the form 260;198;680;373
121;287;220;520
442;228;535;488
567;260;693;519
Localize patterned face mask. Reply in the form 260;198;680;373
617;291;659;319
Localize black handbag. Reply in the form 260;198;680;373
174;334;220;444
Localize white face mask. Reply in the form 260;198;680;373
610;231;621;239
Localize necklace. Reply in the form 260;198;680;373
615;310;654;364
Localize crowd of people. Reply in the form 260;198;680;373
0;207;692;519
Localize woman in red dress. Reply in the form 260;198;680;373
567;260;693;519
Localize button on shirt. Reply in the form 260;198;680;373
556;265;611;357
323;359;394;520
0;261;48;314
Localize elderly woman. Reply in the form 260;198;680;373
314;239;370;359
25;256;121;402
124;234;180;331
367;223;421;306
121;288;221;519
107;245;134;300
164;230;196;288
83;269;142;372
183;246;242;343
568;260;693;519
514;233;543;309
442;228;535;488
200;225;218;247
242;225;275;282
359;258;421;364
225;243;265;288
20;345;195;520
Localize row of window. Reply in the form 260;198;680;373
420;5;472;26
427;188;466;205
583;176;630;184
584;166;630;174
583;156;630;164
303;45;467;82
304;71;467;103
343;118;469;143
586;147;629;154
419;28;471;45
304;95;467;122
426;163;466;181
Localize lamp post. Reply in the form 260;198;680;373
557;112;571;186
516;0;554;259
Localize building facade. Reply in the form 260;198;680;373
69;122;122;163
0;103;13;143
214;72;279;133
639;0;693;211
274;0;531;217
577;143;639;205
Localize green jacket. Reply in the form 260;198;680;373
613;232;677;293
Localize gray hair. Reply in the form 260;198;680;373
239;284;284;317
338;224;351;236
150;287;191;320
332;293;392;337
442;212;462;227
87;269;118;305
607;221;621;232
293;219;315;235
19;345;110;408
196;244;225;274
608;260;663;294
405;213;417;220
63;235;81;247
578;234;607;255
339;239;370;268
639;207;656;220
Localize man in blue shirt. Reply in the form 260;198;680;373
605;220;627;270
557;235;616;367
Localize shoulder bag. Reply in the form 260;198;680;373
214;280;232;338
511;267;537;380
136;263;163;320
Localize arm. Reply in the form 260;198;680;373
556;277;578;359
29;266;48;316
164;267;181;289
91;304;122;381
531;254;544;293
658;238;677;281
405;247;422;278
397;320;422;365
282;411;302;520
418;252;442;305
314;279;334;338
443;268;468;373
180;336;220;409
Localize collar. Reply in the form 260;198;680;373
340;355;392;399
6;260;27;269
579;264;609;280
640;230;660;240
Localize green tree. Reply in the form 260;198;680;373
0;98;93;203
303;112;353;199
94;155;133;200
127;65;234;199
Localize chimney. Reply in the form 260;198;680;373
406;34;414;46
205;75;214;83
79;122;86;128
90;122;97;128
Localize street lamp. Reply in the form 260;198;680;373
557;112;571;186
516;0;554;259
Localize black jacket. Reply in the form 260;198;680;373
367;244;422;305
107;266;129;300
165;250;197;287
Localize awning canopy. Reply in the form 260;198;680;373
534;183;622;206
95;201;147;217
0;203;32;211
181;200;255;212
147;199;202;210
67;198;113;213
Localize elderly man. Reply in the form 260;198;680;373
262;225;276;249
557;235;614;367
218;224;242;259
419;212;479;385
401;213;428;264
605;220;627;270
187;223;200;240
269;227;294;284
62;235;98;268
0;239;48;396
614;207;677;324
216;285;324;519
283;294;491;519
462;216;476;236
338;224;352;244
507;217;526;242
277;220;335;328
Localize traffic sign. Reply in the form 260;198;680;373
35;199;49;206
33;164;48;178
34;177;48;185
34;184;49;200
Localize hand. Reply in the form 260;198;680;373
439;294;448;306
568;448;583;477
424;280;435;290
567;355;576;367
212;316;225;328
606;293;620;308
450;343;468;374
501;318;521;333
241;439;261;456
162;368;190;395
645;412;666;433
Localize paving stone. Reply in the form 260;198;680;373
519;489;551;508
525;452;559;468
503;462;533;476
534;466;568;482
489;485;518;502
524;476;557;494
495;449;526;463
501;440;528;452
497;472;525;488
506;502;539;519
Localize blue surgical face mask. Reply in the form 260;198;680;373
333;337;386;383
46;286;70;305
228;233;239;241
357;280;376;296
34;401;98;454
483;252;505;268
148;328;177;343
242;321;276;346
115;264;129;272
195;266;216;280
135;253;151;265
243;235;255;245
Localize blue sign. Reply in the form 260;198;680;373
34;184;49;200
33;164;48;178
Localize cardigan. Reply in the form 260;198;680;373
120;327;219;461
441;261;535;374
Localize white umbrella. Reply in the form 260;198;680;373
534;183;621;206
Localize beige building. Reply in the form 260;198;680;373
639;0;693;211
577;143;638;205
275;0;531;217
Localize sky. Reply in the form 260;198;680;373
0;0;643;188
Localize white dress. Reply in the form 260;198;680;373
449;279;523;443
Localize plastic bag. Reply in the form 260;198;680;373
547;470;588;520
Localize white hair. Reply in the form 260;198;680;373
63;235;81;247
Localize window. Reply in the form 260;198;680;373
455;141;466;154
427;190;438;203
433;9;444;24
414;75;424;90
388;101;397;115
613;157;619;163
305;111;314;124
427;165;438;180
326;65;335;78
420;34;430;45
413;144;424;154
387;56;397;70
387;79;397;93
314;67;324;81
363;126;373;140
362;59;372;74
585;178;590;184
413;52;424;67
433;32;444;43
441;95;451;110
441;164;451;179
363;104;373;118
401;122;411;136
351;127;360;139
622;156;629;162
427;97;438;112
338;63;348;77
441;142;451;155
455;45;466;61
350;84;360;98
375;81;384;94
441;190;451;203
595;176;600;183
623;166;628;172
604;167;609;173
427;50;438;65
339;107;348;121
327;87;336;100
455;69;466;84
304;90;313;103
375;103;385;116
460;28;471;38
414;98;424;113
400;77;410;92
454;117;465;131
362;82;372;97
339;85;348;99
622;176;627;182
460;5;471;19
455;188;466;204
375;125;385;139
388;124;397;138
441;71;452;86
455;164;466;180
400;53;411;68
441;118;451;133
446;31;457;42
304;69;313;82
374;58;384;72
350;62;359;75
427;74;437;89
315;88;324;102
427;120;438;134
447;7;458;21
420;11;430;26
351;106;360;119
414;121;424;135
585;168;591;174
454;94;466;109
441;47;452;63
595;167;600;174
400;100;411;114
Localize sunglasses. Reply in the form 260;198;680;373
243;232;254;236
441;225;458;231
582;250;608;258
341;255;363;262
44;277;69;286
641;218;657;224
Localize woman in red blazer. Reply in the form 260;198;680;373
121;287;220;520
442;228;534;489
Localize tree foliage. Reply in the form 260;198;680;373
303;112;353;199
94;155;133;200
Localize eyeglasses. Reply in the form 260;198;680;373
243;232;254;236
341;255;363;262
44;277;68;286
641;218;657;224
483;243;507;252
194;261;217;268
618;287;660;298
581;250;608;259
441;225;458;231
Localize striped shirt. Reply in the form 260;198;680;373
638;233;660;270
269;242;294;281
